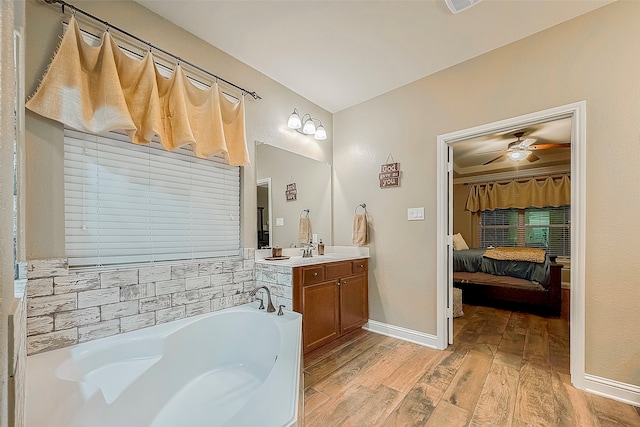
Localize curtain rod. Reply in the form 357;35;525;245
43;0;261;100
464;173;570;186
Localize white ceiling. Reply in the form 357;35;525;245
135;0;614;113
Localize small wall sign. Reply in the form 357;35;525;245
379;162;401;188
285;183;297;201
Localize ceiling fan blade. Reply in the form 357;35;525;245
529;143;571;150
522;138;537;147
526;153;540;162
483;153;505;165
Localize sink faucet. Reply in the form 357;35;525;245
249;286;276;313
301;243;315;258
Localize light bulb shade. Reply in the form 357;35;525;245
302;118;316;135
287;110;301;129
507;149;531;161
314;124;327;140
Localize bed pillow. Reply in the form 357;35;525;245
452;233;469;250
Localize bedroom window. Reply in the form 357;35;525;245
479;206;570;256
64;130;241;267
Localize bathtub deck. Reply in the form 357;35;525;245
302;304;640;426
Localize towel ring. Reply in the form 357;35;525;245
354;203;367;214
300;209;310;218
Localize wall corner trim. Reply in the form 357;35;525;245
584;374;640;408
363;320;439;349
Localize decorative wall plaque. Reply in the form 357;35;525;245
379;162;401;188
285;183;297;201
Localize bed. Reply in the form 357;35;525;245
452;247;562;315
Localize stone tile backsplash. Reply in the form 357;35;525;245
25;249;256;355
255;263;293;310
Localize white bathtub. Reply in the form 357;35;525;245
26;303;302;427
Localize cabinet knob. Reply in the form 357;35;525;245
312;272;318;277
337;281;341;286
358;264;364;268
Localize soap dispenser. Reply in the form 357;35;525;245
318;239;325;255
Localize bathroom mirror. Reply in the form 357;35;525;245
256;143;331;249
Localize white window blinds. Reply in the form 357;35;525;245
64;130;240;267
479;206;571;257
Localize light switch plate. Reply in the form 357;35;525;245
276;217;284;227
408;207;425;221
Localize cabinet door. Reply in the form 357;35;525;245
339;275;368;335
302;280;340;353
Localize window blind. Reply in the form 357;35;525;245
479;206;570;257
64;130;240;267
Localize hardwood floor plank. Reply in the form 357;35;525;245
550;372;599;427
304;387;331;415
424;400;469;427
514;361;557;426
481;309;511;335
382;346;443;394
418;346;470;392
310;339;394;398
381;382;442;427
442;350;493;411
547;317;570;374
523;315;550;366
341;384;402;426
497;333;525;357
305;332;395;388
304;328;369;368
504;311;529;338
304;385;376;427
469;358;519;427
589;392;640;427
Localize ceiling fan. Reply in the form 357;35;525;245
482;131;570;166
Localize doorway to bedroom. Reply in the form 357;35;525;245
436;101;586;389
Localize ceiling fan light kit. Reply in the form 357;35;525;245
506;149;531;161
481;130;568;166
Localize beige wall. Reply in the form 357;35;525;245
334;0;640;386
23;0;332;260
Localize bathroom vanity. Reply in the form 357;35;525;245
254;249;369;354
293;258;368;353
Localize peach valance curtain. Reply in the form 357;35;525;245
26;16;249;166
465;175;570;212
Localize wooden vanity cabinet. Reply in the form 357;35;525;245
293;258;368;354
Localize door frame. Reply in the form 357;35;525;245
436;101;587;389
257;177;273;249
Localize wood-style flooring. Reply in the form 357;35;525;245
303;303;640;426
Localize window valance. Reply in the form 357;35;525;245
26;16;249;166
465;175;570;212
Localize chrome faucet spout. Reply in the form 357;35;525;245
249;286;276;313
301;243;315;258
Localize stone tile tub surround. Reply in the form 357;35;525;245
25;249;256;355
254;246;370;311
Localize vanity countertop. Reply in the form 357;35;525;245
255;246;369;267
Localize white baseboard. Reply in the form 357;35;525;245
363;320;439;349
584;374;640;407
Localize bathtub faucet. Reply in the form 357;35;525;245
249;286;276;313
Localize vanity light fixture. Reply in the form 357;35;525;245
287;108;327;141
